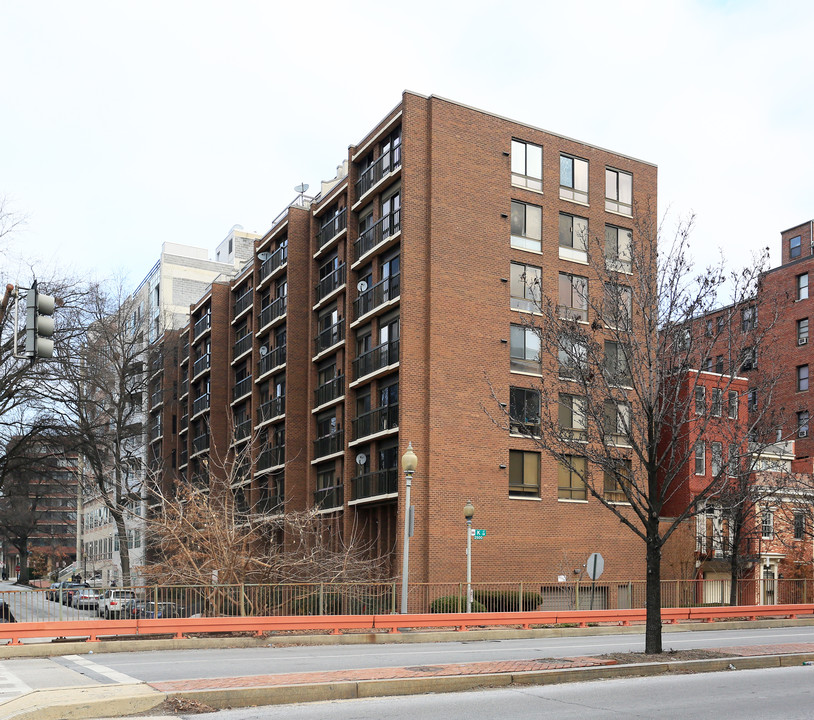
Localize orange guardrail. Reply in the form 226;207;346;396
0;604;811;645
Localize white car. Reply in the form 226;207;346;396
98;589;137;618
71;588;101;610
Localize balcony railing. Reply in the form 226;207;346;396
353;211;400;262
179;379;188;398
233;332;252;358
179;448;188;467
234;419;251;442
192;393;210;416
232;376;252;402
259;243;287;283
258;395;285;424
192;353;210;378
255;484;284;514
194;313;211;338
233;289;253;318
192;433;209;454
257;445;285;471
314;319;345;355
260;296;287;329
353;273;400;320
258;344;286;376
151;389;163;407
315;484;344;510
314;374;344;407
180;414;188;431
352;468;398;501
316;208;347;249
181;340;190;360
315;263;346;304
150;417;162;439
352;403;398;440
314;430;344;459
353;339;399;380
355;148;401;200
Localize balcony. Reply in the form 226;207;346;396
232;376;252;402
316;208;347;251
179;378;188;399
314;320;345;356
180;414;188;432
315;263;346;304
258;395;285;424
233;332;252;359
257;344;286;377
353;211;400;263
192;393;210;417
257;445;285;472
194;313;211;339
234;419;251;442
314;484;344;510
353;339;399;380
355;148;401;201
259;296;287;330
150;417;162;440
192;433;209;455
259;244;287;284
192;353;210;378
353;273;400;321
255;484;284;514
314;430;344;459
150;388;163;408
352;468;398;501
314;375;344;408
233;289;253;319
352;403;398;441
179;448;188;467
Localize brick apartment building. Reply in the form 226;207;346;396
148;92;659;593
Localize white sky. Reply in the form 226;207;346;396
2;0;813;288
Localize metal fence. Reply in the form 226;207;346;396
2;578;811;623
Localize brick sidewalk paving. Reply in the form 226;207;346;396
148;642;814;694
149;656;614;692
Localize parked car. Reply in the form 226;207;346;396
0;600;15;623
132;601;184;619
71;588;101;610
60;582;90;605
98;589;137;618
45;583;61;601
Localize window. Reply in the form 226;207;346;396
560;154;589;204
740;346;757;371
728;390;738;419
509;387;541;436
509;450;540;497
798;409;810;437
559;213;589;262
711;388;723;417
510;324;541;373
510;262;542;312
798;318;809;345
604;284;632;330
695;386;707;415
511;139;543;191
604;341;631;385
702;358;712;372
705;319;714;337
790;235;802;259
798;273;809;301
761;510;773;539
798;365;809;392
603;400;630;443
742;306;757;331
558;273;588;321
711;442;723;476
511;200;542;252
558;336;587;380
694;441;705;475
605;168;632;215
559;394;586;439
794;512;805;540
604;459;632;503
728;444;739;477
715;355;724;374
748;388;758;411
558;456;587;500
605;225;633;273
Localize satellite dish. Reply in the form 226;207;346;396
294;183;309;194
357;280;368;292
258;251;271;262
355;453;367;466
259;346;268;357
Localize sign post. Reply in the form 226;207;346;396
586;552;605;610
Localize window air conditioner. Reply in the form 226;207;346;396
799;337;808;345
799;429;808;438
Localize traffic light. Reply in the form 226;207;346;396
25;279;55;363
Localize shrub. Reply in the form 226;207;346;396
471;589;542;612
429;595;487;613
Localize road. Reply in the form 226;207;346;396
170;665;814;720
0;579;99;623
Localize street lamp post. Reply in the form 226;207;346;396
400;442;417;614
464;500;474;613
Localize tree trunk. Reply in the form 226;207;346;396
645;531;662;654
728;514;744;606
16;544;30;585
112;508;132;587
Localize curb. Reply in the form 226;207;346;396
1;684;165;720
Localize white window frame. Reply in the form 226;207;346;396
605;167;633;216
511;139;543;192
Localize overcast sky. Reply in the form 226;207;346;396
2;1;813;289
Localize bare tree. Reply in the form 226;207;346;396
489;207;781;653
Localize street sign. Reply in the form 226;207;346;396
472;529;486;539
586;552;604;580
